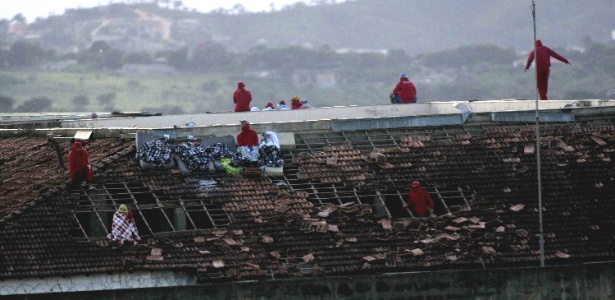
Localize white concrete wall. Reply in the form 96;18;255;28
0;271;197;296
58;100;615;130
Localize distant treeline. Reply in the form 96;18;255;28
1;38;614;113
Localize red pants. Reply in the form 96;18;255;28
536;67;550;100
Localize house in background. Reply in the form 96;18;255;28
1;99;615;299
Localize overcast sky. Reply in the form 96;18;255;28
2;0;326;22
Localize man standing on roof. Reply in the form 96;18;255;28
524;39;571;100
403;181;435;217
68;141;93;187
107;204;141;246
233;81;252;112
390;73;417;104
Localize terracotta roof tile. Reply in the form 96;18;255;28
1;122;615;281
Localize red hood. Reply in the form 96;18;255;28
535;39;543;47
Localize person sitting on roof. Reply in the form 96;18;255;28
291;96;303;109
237;120;259;148
390;73;417;104
403;181;435;217
234;120;259;165
300;98;311;108
233;81;252;112
278;100;291;110
263;102;276;111
107;204;141;246
68;141;94;187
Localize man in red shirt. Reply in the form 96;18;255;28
403;181;435;217
390;73;417;104
233;81;252;112
525;39;571;100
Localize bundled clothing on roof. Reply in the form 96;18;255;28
174;142;210;172
68;141;93;184
258;131;284;168
233;81;252;112
107;205;141;246
524;39;570;100
135;139;174;169
405;181;434;217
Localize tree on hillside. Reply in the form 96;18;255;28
14;97;52;112
89;41;111;54
72;95;89;107
190;42;233;71
102;48;125;70
124;51;154;64
97;92;116;111
8;41;45;67
0;96;15;112
163;47;188;69
10;14;26;24
417;44;517;69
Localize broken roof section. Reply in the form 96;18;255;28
0;101;615;287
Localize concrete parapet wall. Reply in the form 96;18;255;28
15;262;614;300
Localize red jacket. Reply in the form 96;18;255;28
525;39;570;70
406;184;434;217
291;101;303;110
393;78;417;103
68;141;90;180
237;124;259;147
233;82;252;112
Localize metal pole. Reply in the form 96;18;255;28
531;0;545;267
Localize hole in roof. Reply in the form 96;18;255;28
70;181;230;241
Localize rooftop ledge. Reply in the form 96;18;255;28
1;99;614;138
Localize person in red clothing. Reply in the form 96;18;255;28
233;81;252;112
291;96;303;109
524;39;571;100
403;181;435;217
68;141;93;186
236;120;259;147
390;73;417;104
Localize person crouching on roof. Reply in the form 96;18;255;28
107;204;141;246
68;141;93;187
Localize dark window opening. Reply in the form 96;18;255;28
71;182;230;241
133;192;157;205
382;190;410;218
187;210;214;229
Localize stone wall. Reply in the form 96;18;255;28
9;262;615;299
